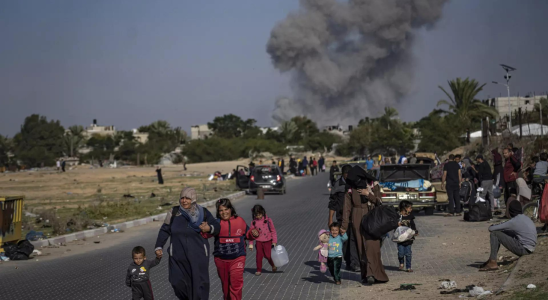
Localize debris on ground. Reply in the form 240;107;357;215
2;240;35;260
123;194;134;198
25;230;45;241
393;284;421;291
440;285;476;295
150;192;156;198
94;241;101;244
440;281;457;289
32;250;42;256
469;286;492;297
527;284;536;289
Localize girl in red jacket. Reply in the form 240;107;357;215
202;198;258;300
248;204;278;276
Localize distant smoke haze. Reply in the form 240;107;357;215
267;0;449;126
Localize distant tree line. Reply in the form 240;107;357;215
0;77;501;167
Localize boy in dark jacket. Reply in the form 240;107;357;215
126;246;161;300
396;201;418;272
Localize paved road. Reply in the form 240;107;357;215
0;173;486;299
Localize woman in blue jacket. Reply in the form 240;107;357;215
155;187;220;300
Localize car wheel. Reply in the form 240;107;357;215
424;207;434;216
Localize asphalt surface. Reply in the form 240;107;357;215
0;173;451;300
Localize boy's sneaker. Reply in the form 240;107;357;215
255;272;262;276
406;269;414;273
272;266;277;273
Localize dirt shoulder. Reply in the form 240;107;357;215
340;215;547;300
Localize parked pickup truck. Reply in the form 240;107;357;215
378;164;439;215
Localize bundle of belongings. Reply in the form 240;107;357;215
2;240;35;260
464;187;492;222
392;226;416;243
345;165;400;240
379;179;432;192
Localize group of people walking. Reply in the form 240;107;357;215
288;155;325;176
127;187;278;300
327;165;389;285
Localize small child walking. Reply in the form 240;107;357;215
397;201;418;272
327;222;348;285
126;246;161;300
249;204;278;276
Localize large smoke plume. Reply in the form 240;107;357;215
267;0;449;126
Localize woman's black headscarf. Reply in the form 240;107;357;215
346;165;376;189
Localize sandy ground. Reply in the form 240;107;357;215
341;216;548;300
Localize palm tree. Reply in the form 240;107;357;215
149;120;172;136
279;121;298;143
379;107;399;130
63;125;85;157
437;77;499;143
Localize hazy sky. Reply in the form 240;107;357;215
2;0;548;136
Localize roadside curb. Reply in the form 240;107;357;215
30;191;246;248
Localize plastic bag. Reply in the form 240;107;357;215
361;205;400;240
493;186;501;199
392;226;415;242
271;245;289;267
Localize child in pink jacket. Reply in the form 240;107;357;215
248;204;278;276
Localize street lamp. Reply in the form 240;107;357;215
492;64;516;129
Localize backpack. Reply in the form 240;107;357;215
460;181;471;198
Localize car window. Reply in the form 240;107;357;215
253;167;279;176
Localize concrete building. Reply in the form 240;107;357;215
489;94;547;118
131;129;149;144
84;119;116;138
191;124;212;140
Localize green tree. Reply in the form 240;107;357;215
184;137;243;163
279;121;298;143
0;135;13;167
437;77;499;142
304;131;342;152
138;120;171;135
532;97;548;124
63;125;85;157
13;114;65;167
85;134;117;161
207;114;258;139
416;112;461;154
290;116;319;142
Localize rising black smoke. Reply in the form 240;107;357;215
267;0;449;126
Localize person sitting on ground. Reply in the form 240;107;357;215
480;200;537;271
533;153;548;183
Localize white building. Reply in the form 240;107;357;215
190;124;212;140
260;127;279;134
491;94;547;118
84;119;116;138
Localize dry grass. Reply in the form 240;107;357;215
0;163;242;238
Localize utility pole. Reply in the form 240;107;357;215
537;92;543;136
493;64;516;129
